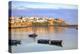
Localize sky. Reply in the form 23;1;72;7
11;1;77;10
9;1;78;25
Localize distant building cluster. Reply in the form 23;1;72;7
9;16;67;28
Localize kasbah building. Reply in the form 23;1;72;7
9;16;66;28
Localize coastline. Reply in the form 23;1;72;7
9;25;78;29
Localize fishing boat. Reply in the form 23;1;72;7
28;33;37;38
37;39;63;47
50;40;63;47
38;39;49;44
9;40;21;46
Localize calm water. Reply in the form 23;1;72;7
11;26;78;53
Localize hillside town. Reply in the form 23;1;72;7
9;16;67;28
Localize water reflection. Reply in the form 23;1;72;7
11;27;33;32
10;26;66;40
10;26;78;53
48;26;64;33
10;26;65;45
11;26;65;33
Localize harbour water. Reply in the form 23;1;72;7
10;26;78;53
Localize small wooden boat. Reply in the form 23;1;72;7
50;40;63;47
9;40;21;46
29;33;37;38
38;39;49;44
37;39;63;47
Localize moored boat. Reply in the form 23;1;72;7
29;33;37;38
37;39;63;47
9;40;21;46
